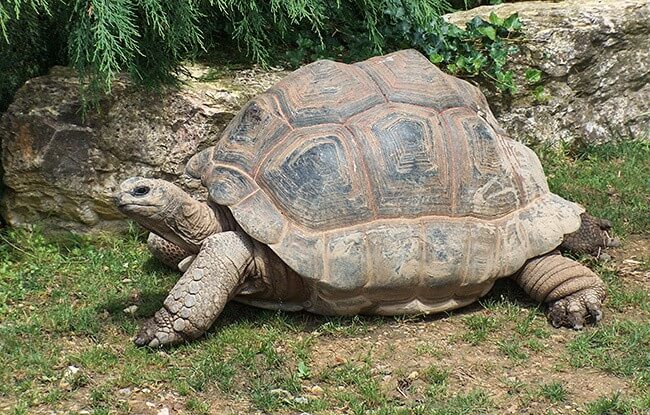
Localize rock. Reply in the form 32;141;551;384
407;370;419;380
445;0;650;144
123;305;138;315
294;396;309;405
0;65;285;232
59;365;81;390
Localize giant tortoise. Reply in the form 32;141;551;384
115;49;617;347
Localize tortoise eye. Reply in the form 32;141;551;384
132;186;150;196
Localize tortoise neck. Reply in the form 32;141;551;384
157;198;234;254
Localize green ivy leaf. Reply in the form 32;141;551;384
467;16;486;31
495;70;517;93
525;68;542;83
429;53;444;64
488;12;504;27
478;26;496;41
533;85;549;103
504;13;522;31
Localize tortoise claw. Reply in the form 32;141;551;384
134;307;186;348
548;288;604;330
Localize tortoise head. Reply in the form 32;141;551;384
115;177;218;253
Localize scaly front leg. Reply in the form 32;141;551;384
135;231;254;347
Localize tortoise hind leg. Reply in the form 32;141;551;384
559;213;620;256
514;251;606;329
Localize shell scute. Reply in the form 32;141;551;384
214;94;290;174
347;103;452;218
270;60;384;127
357;49;472;112
258;124;373;231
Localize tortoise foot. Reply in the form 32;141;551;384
548;289;604;330
134;307;187;347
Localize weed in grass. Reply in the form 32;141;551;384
296;360;311;379
538;381;567;403
497;338;529;361
568;320;650;387
186;397;211;415
461;315;498;345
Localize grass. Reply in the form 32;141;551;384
537;138;649;235
538;381;567;403
0;139;648;413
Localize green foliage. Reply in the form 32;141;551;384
420;12;522;92
1;0;524;111
0;2;65;112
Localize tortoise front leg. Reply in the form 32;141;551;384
514;251;607;329
147;233;193;271
135;231;254;347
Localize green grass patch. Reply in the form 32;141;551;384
568;320;650;387
536;139;649;235
538;381;567;403
585;391;650;415
461;314;499;345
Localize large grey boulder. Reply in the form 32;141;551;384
446;0;650;144
0;66;285;232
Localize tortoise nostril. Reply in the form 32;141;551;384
132;185;150;196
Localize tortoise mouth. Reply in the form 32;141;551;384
114;192;161;214
116;202;159;215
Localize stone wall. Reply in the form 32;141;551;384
0;66;285;232
446;0;650;144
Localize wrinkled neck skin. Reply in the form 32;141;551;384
145;196;230;254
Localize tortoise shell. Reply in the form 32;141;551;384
187;49;583;312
